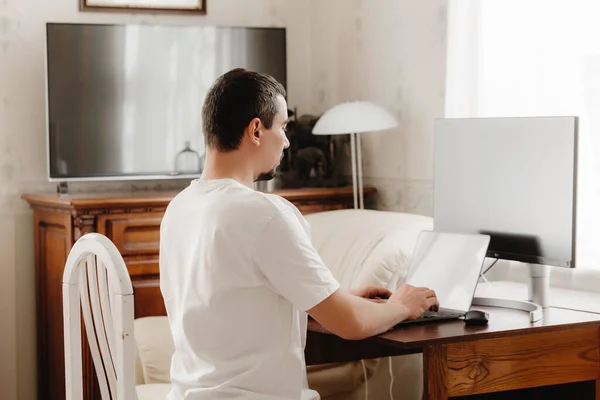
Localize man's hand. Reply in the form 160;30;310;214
388;284;439;320
349;286;392;302
308;284;439;340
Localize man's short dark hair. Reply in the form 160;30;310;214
202;68;286;152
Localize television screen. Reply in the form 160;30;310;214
46;23;287;180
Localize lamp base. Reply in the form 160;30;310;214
350;132;365;210
350;132;359;209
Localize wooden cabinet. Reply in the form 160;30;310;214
96;212;165;319
22;186;374;400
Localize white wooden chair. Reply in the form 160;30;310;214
62;232;136;400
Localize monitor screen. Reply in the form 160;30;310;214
433;116;578;268
46;23;287;180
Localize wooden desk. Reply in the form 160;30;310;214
306;306;600;399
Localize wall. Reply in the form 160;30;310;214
0;1;310;399
309;0;448;216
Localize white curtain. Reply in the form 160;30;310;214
446;0;600;269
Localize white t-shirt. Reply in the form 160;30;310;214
159;178;340;400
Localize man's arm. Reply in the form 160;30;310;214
307;284;439;340
251;209;438;340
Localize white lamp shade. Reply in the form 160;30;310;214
312;101;399;135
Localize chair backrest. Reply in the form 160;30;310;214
62;233;136;400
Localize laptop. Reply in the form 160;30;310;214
394;230;490;326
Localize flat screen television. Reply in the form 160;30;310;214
45;23;287;181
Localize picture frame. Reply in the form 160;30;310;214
80;0;206;14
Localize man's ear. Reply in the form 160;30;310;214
247;118;262;145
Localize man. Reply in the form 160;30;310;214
159;68;439;400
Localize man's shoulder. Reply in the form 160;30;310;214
214;185;297;216
164;181;299;223
225;190;306;233
232;190;303;227
254;191;299;214
256;192;310;235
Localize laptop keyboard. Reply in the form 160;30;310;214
422;310;462;319
394;310;464;327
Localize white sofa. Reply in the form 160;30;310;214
134;209;433;400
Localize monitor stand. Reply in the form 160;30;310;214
472;263;547;323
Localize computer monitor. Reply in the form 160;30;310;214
433;116;578;317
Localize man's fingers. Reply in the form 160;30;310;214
427;297;440;311
367;298;387;304
417;286;435;294
368;286;392;299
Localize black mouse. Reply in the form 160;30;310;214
464;309;489;326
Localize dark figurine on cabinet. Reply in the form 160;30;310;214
279;110;350;188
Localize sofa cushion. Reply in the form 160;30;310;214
134;334;145;385
134;316;175;384
136;383;172;400
304;209;433;290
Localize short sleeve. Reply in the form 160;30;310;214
252;209;340;312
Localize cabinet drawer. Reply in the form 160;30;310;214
97;212;163;256
124;256;159;277
132;279;167;318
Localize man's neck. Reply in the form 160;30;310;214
200;149;255;188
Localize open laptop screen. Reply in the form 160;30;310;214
404;231;490;312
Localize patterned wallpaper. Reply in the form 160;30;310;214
0;1;447;399
0;0;22;199
309;0;447;216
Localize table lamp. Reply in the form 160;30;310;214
312;101;399;209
